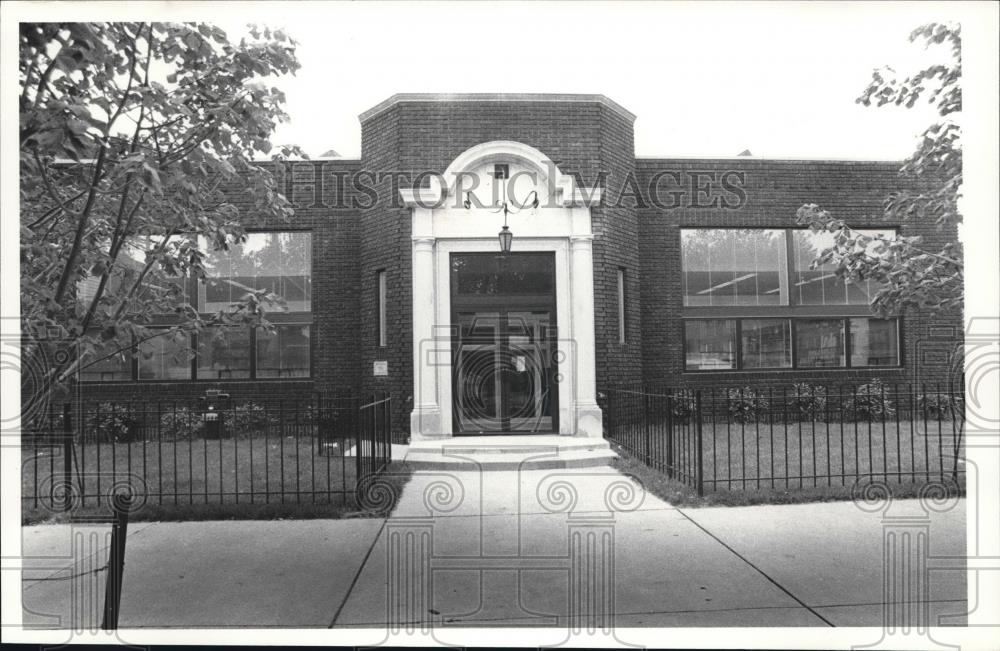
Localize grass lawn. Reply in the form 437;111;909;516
610;418;965;504
22;436;407;523
611;449;964;508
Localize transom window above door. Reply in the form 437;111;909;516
450;253;554;297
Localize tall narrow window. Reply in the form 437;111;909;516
617;268;627;344
377;269;387;347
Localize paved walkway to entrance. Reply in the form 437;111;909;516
20;466;966;630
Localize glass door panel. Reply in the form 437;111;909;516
503;311;553;432
454;312;502;432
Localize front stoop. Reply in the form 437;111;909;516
403;435;617;470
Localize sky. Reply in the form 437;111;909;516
210;2;965;161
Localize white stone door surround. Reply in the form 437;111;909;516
400;141;603;441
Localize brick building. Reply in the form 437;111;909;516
80;94;961;442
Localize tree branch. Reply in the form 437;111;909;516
53;23;150;306
31;150;81;221
52;143;108;304
27;188;88;229
111;228;178;323
104;24;143;139
837;223;963;269
79;185;148;332
31;37;67;109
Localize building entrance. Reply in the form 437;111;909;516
450;253;558;434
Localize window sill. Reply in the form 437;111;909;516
682;367;905;375
81;377;314;385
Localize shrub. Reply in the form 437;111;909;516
918;393;963;420
84;403;139;443
669;393;697;423
230;402;269;434
845;380;896;421
726;387;769;423
791;383;827;419
159;407;204;440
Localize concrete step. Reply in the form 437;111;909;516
403;435;616;470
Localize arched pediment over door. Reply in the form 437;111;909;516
400;141;603;440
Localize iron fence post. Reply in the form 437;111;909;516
62;403;73;512
665;393;674;479
356;395;364;482
101;492;132;630
695;391;704;497
643;392;651;463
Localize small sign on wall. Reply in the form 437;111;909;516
373;360;388;377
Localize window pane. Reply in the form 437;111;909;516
256;325;310;378
200;232;311;312
795;319;846;368
850;318;899;367
792;230;892;305
80;345;131;382
77;235;189;311
741;319;792;369
681;229;787;306
451;253;554;296
685;320;736;370
137;331;192;380
197;327;251;379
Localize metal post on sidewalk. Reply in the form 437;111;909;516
101;491;133;631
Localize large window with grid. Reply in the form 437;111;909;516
680;227;900;372
81;230;312;381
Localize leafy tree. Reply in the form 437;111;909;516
796;23;963;317
20;22;304;405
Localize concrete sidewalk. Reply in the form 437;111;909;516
20;466;967;629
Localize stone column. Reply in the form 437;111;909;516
411;236;441;439
570;234;603;437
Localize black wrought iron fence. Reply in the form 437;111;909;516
356;394;392;480
599;382;965;495
21;393;393;513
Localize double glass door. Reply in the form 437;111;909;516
451;253;558;434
